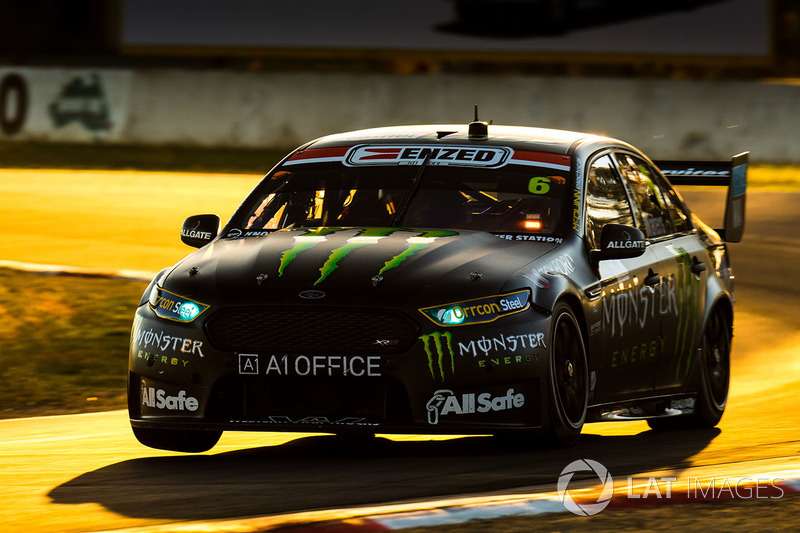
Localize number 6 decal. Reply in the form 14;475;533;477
528;177;551;195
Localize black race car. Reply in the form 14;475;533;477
129;119;747;452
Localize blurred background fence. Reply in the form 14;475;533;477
2;0;800;163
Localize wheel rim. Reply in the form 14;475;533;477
552;311;587;428
704;310;730;410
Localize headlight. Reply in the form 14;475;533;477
149;287;210;323
139;267;172;307
418;289;531;327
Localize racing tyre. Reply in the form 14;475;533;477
693;306;731;426
547;302;588;446
132;426;222;453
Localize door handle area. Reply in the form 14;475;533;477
644;270;661;286
691;259;706;274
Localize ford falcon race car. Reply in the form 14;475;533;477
129;118;747;452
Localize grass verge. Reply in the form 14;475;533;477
0;267;147;419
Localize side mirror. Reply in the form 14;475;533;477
180;214;220;248
593;224;646;263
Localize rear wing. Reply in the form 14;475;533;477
655;152;748;243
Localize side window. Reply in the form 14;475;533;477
614;154;675;239
585;155;635;250
653;174;693;234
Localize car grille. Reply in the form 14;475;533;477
205;306;420;354
205;376;413;425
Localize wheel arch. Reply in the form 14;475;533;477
686;293;734;392
555;291;590;348
702;293;734;348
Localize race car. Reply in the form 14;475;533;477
128;118;747;452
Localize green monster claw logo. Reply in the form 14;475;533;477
378;230;455;276
419;331;455;381
670;247;701;380
316;227;398;285
278;228;457;285
278;228;344;277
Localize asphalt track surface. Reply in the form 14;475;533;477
1;189;799;532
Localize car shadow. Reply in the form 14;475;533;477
48;427;719;521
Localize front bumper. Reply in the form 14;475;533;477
128;302;553;435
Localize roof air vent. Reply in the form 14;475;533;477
468;105;488;140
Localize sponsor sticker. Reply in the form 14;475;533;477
132;326;206;357
230;416;379;427
239;353;259;375
150;288;209;323
344;144;512;168
425;388;525;425
141;384;199;412
238;354;382;377
418;290;531;327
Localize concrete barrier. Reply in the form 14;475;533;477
1;67;797;163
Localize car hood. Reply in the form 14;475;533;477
162;228;559;308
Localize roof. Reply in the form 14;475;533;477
309;124;609;155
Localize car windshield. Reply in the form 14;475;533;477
234;160;570;236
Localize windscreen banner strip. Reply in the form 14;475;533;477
283;145;571;172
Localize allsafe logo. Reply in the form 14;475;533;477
558;459;614;516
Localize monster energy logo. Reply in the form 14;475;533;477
419;332;455;381
670;246;701;380
278;227;456;285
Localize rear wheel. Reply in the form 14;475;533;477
132;426;222;453
647;306;731;430
694;305;731;426
547;302;588;446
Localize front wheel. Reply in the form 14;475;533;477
132;426;222;453
547;302;588;446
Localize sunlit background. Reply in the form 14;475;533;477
2;1;800;532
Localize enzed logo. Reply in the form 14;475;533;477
558;459;614;516
344;144;512;168
419;331;455;381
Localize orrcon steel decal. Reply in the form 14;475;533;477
418;290;531;327
277;227;457;285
